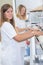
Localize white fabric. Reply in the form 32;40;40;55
1;22;23;65
15;17;27;65
15;17;26;28
15;17;26;47
1;22;17;39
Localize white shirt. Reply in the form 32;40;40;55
15;17;26;47
15;17;27;65
15;17;26;28
1;22;22;65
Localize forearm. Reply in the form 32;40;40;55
15;27;27;33
18;28;26;32
15;27;31;33
14;30;34;42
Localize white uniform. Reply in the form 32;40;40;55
15;17;26;65
1;22;23;65
15;17;26;47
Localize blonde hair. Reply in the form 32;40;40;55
16;5;26;20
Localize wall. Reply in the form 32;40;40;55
15;0;42;13
0;0;12;9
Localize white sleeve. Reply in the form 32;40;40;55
2;22;17;39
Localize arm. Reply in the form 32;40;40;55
15;26;31;33
13;30;34;42
15;26;40;33
13;30;43;42
35;30;43;36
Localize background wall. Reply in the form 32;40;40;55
0;0;43;13
0;0;12;9
15;0;42;13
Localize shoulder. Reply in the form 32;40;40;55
1;22;13;29
3;22;11;25
2;22;12;26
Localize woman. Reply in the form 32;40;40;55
1;4;43;65
15;5;32;64
15;5;35;64
15;5;29;32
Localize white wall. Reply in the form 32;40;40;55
0;0;12;9
0;0;42;13
15;0;42;13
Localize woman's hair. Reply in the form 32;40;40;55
1;4;15;27
16;4;26;20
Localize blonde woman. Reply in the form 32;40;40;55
15;5;30;65
15;5;29;32
15;4;43;65
1;4;43;65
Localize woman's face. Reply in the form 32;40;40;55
4;7;13;20
20;7;26;16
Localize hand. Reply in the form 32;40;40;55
26;27;32;31
33;30;43;36
37;31;43;36
31;28;40;31
27;27;40;31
